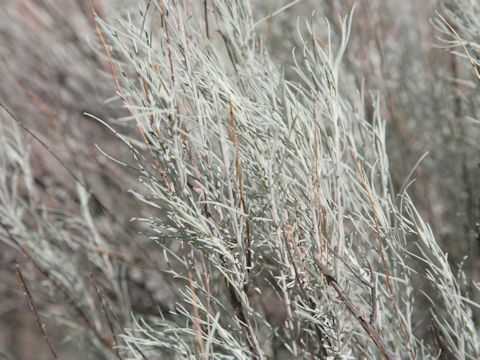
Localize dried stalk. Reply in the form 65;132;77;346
314;258;394;360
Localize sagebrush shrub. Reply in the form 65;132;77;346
0;1;479;359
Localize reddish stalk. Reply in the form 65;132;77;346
88;0;171;192
142;77;167;153
1;223;113;351
350;148;416;359
16;264;59;360
188;271;205;356
435;11;480;81
228;94;252;271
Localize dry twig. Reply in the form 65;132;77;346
16;264;59;360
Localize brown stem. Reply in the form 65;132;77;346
368;262;378;329
91;275;121;359
188;271;205;356
350;149;415;359
283;222;329;357
1;223;113;352
16;264;59;360
228;94;252;273
88;0;171;191
314;259;395;360
435;11;480;81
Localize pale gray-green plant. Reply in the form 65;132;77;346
1;1;479;359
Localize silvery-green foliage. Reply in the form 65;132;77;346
0;117;130;358
435;0;480;135
436;0;480;61
1;0;479;359
92;1;479;358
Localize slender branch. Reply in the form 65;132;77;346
204;0;209;38
91;274;121;359
328;246;378;328
313;99;326;261
1;223;113;351
188;271;205;357
368;262;378;328
159;0;176;84
327;244;373;288
224;278;264;359
350;148;415;359
213;5;238;75
142;77;166;153
228;94;252;273
314;258;394;360
200;255;215;357
88;0;171;191
435;11;480;81
0;103;84;187
283;222;330;357
16;264;59;360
